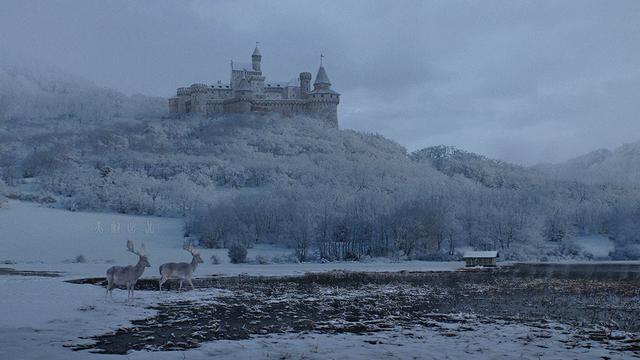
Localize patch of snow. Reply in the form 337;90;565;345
107;322;627;360
571;235;615;258
0;199;184;266
463;251;498;258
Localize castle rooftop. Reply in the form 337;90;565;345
231;62;255;71
314;65;331;86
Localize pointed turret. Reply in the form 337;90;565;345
252;43;262;72
308;57;340;127
311;63;337;95
314;65;331;88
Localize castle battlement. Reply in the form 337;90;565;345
168;46;340;126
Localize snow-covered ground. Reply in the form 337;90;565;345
0;200;463;277
116;323;623;360
0;200;462;359
0;200;634;359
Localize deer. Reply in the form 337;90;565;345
158;242;204;292
105;240;150;300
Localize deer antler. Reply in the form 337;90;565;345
127;239;135;253
127;240;145;256
183;241;198;256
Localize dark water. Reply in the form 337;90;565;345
510;262;640;280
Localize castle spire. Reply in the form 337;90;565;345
313;53;331;88
252;42;262;71
314;66;331;88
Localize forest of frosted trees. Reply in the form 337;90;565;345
1;63;640;261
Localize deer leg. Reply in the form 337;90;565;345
106;281;114;300
105;279;112;300
179;280;183;292
189;278;195;290
159;277;166;292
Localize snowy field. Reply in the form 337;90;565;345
1;200;638;360
0;200;462;277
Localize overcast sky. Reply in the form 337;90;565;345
2;0;639;164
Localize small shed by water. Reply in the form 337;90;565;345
462;251;499;267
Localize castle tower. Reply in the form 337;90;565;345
299;72;311;98
313;64;331;91
252;45;261;72
224;74;253;113
306;59;340;127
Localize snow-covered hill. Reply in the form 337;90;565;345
411;145;546;189
1;63;639;261
537;141;640;188
0;59;165;124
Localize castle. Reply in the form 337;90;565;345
169;45;340;126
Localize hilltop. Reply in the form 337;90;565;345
536;142;640;188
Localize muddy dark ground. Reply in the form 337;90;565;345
67;265;640;355
0;267;61;277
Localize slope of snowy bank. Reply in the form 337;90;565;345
0;200;464;277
